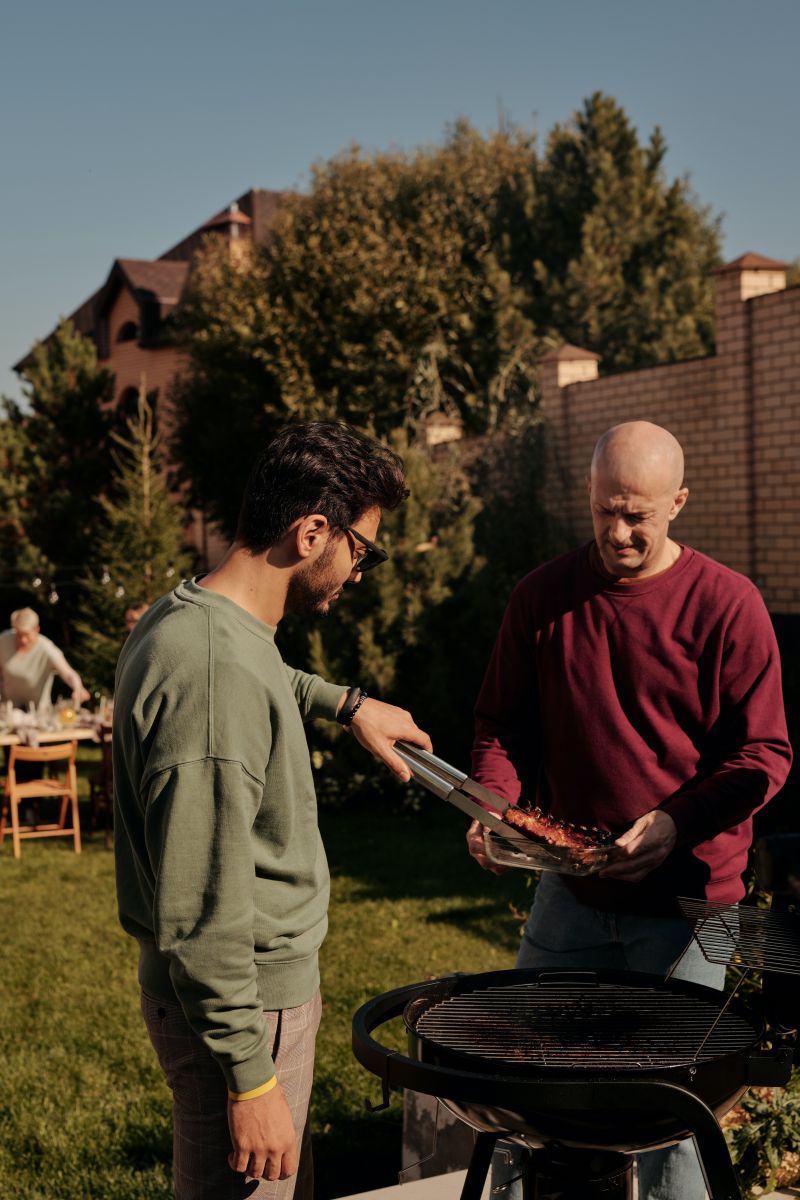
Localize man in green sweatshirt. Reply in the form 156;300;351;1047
114;421;431;1200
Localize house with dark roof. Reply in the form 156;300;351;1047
14;188;284;563
16;188;281;415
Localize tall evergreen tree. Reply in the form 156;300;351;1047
0;416;53;611
75;384;191;692
3;319;119;639
533;92;721;367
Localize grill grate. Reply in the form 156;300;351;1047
678;898;800;977
412;980;758;1070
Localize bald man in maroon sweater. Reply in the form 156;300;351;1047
469;421;792;1200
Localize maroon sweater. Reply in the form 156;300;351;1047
472;543;792;913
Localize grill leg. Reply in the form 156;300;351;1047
460;1132;498;1200
693;1128;742;1200
523;1081;741;1200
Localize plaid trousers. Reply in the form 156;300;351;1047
141;988;322;1200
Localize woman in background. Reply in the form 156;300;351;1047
0;607;90;710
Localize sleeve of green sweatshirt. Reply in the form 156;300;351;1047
143;756;276;1094
284;664;347;722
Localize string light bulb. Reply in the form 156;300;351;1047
100;565;111;586
32;575;42;589
115;584;125;598
165;562;176;578
48;585;59;605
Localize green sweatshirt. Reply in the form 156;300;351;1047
113;579;345;1094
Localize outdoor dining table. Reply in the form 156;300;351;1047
0;725;101;748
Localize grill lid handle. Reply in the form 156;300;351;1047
537;971;601;987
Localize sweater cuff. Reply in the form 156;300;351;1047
306;679;349;722
222;1045;277;1096
659;793;705;848
229;1076;278;1102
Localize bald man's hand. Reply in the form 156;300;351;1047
466;818;507;874
599;810;677;883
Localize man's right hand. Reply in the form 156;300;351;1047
227;1082;297;1182
466;818;506;874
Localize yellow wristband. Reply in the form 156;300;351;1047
228;1076;278;1102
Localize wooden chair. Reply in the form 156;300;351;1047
1;741;81;859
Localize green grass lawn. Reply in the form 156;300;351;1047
0;761;533;1200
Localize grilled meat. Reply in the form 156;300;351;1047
502;805;611;850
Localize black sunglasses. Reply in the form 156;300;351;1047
344;526;389;572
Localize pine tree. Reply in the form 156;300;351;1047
3;319;119;638
533;92;721;367
0;416;53;611
75;381;191;692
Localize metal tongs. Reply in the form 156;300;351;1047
394;740;510;832
394;742;573;867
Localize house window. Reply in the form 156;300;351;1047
117;321;139;342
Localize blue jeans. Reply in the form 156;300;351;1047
493;872;725;1200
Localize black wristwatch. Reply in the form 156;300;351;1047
337;686;368;727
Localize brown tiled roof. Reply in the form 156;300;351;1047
13;259;190;371
541;343;602;363
713;252;788;274
15;187;287;372
115;258;190;304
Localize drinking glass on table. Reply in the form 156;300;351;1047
55;698;77;728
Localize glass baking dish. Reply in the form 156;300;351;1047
483;825;612;875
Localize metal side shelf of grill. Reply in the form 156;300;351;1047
678;897;800;977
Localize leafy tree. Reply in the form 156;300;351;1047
75;385;191;692
274;429;484;799
172;97;721;535
3;319;119;640
172;121;541;535
167;95;722;787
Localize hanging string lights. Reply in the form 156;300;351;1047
0;562;181;604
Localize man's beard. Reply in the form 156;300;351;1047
285;541;343;617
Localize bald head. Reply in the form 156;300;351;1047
591;422;685;496
588;421;689;580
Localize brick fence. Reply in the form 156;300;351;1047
540;254;800;615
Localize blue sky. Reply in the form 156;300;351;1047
2;0;798;401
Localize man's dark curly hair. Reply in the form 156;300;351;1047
235;421;408;553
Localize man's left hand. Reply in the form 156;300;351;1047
599;809;677;882
349;698;432;781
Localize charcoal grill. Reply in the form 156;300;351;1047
353;832;800;1199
